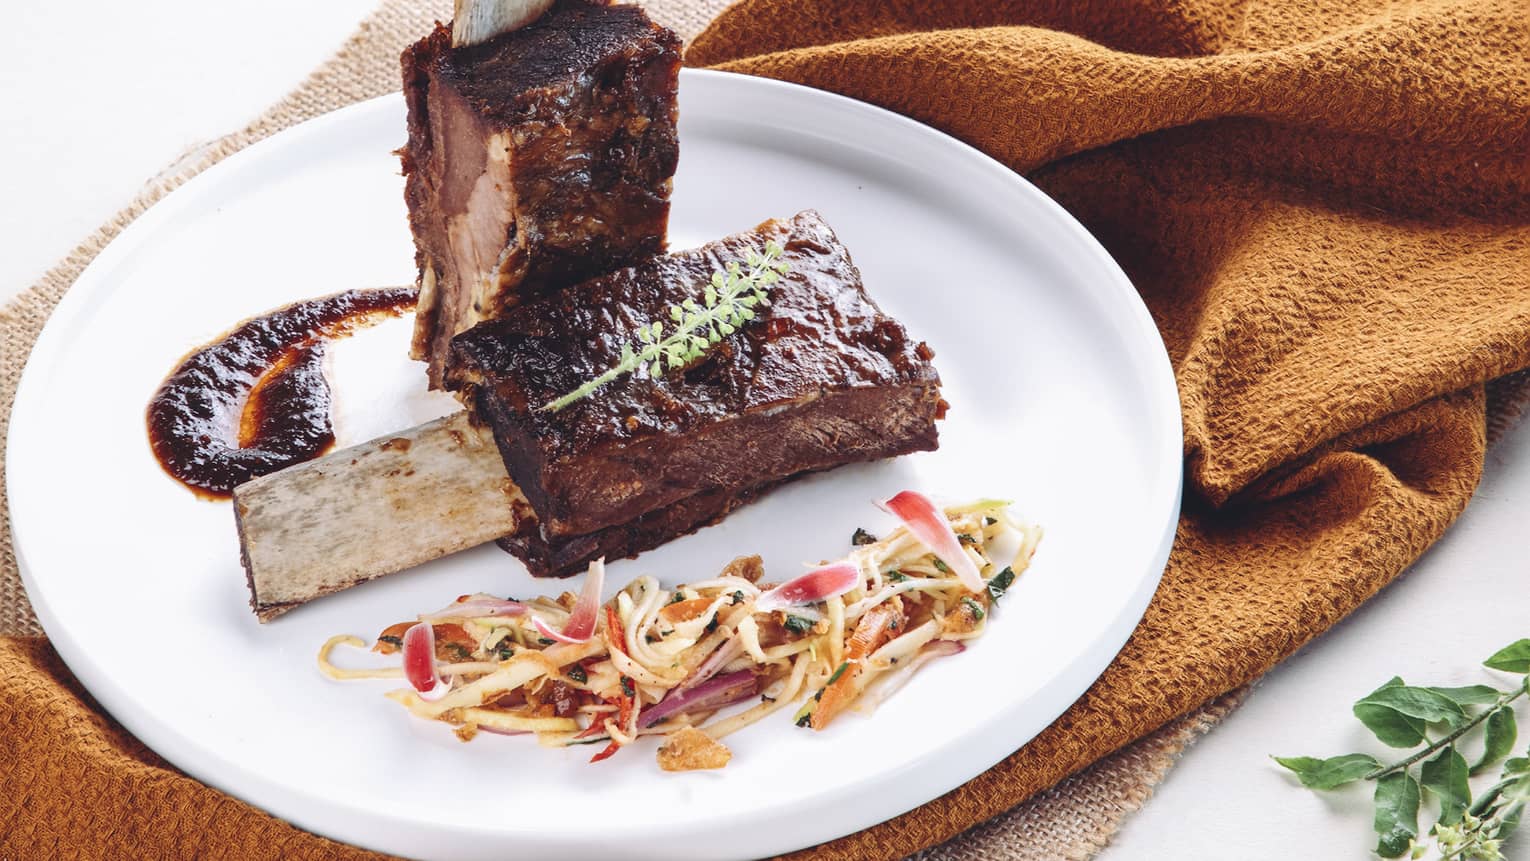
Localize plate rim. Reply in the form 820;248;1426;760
8;68;1182;858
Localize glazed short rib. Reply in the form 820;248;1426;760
449;210;946;542
401;1;680;388
236;212;945;613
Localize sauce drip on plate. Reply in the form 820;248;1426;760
146;287;418;498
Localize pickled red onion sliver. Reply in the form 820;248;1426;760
880;490;985;593
418;596;528;622
531;558;606;644
673;636;745;695
754;562;861;614
401;622;451;701
640;670;757;729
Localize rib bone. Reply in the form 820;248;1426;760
235;410;525;622
452;0;555;47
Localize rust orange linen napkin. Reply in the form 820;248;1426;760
4;0;1529;858
687;5;1529;855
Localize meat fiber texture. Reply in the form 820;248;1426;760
451;210;945;541
400;0;680;388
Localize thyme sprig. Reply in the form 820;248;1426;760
1275;639;1530;859
541;242;789;411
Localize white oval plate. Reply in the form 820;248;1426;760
9;70;1179;860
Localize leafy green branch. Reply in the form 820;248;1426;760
541;242;789;412
1275;639;1530;859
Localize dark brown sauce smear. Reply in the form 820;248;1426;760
146;287;418;498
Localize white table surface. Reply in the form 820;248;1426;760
5;4;1527;859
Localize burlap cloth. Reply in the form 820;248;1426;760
3;0;1527;858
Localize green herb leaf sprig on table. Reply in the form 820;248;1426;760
1275;639;1530;859
540;242;789;412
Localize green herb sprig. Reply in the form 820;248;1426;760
783;614;816;636
1275;639;1530;859
541;242;789;412
987;566;1016;602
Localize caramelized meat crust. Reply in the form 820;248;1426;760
451;211;944;540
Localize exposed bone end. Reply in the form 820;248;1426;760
236;410;526;622
452;0;555;47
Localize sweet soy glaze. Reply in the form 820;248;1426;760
146;287;417;498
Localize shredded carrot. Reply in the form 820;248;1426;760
589;739;622;763
810;603;903;730
659;597;713;623
606;606;626;656
589;689;635;763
